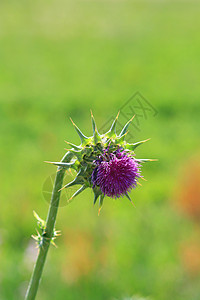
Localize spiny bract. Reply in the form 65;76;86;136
49;112;155;213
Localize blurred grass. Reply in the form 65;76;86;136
0;0;200;299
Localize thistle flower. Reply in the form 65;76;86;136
91;147;141;198
25;112;155;300
49;112;154;213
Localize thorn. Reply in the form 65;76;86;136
141;177;147;181
119;115;135;137
93;194;99;206
108;111;120;136
134;138;151;145
90;109;94;118
117;131;129;142
127;138;151;151
69;117;89;143
136;158;158;163
54;230;61;237
31;234;37;241
68;168;73;176
36;228;40;236
125;192;135;207
93;187;102;206
51;240;58;248
60;174;84;191
98;194;104;215
33;210;38;218
44;161;75;168
64;141;81;150
144;138;151;142
69;117;75;126
90;110;101;143
130;201;135;207
67;185;87;203
58;185;66;192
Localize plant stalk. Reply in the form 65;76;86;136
25;151;73;300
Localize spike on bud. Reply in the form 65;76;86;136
47;113;156;213
106;111;120;138
125;192;135;206
67;149;83;161
126;138;151;151
93;186;102;205
67;185;87;203
60;172;84;191
70;117;89;144
90;110;101;143
119;115;135;137
116;131;129;143
98;194;104;215
44;161;76;169
64;141;81;151
136;158;158;163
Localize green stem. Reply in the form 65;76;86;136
25;151;73;300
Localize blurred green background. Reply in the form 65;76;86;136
1;0;200;299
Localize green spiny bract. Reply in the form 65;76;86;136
32;211;61;248
48;112;155;213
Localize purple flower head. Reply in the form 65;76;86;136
91;148;141;198
49;112;155;211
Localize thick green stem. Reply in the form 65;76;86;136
25;152;73;300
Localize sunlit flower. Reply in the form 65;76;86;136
92;148;141;198
49;112;155;212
